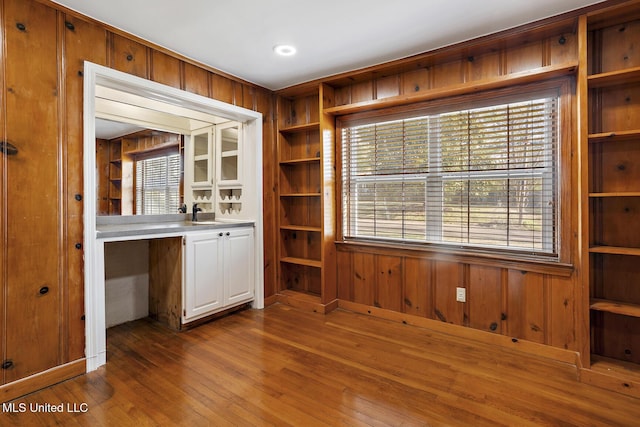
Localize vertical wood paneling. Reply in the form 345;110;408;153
375;75;400;100
431;60;463;88
109;33;148;78
0;0;6;386
255;88;276;299
183;62;210;97
375;255;402;311
150;50;181;88
210;73;234;104
61;13;107;362
403;257;430;317
468;265;503;334
352;252;375;306
433;261;464;325
600;85;640;131
240;83;255;110
336;251;352;301
149;238;182;330
505;42;544;73
4;0;61;382
548;275;576;350
507;270;546;343
401;68;430;95
468;52;501;81
600;19;640;72
291;97;309;126
334;86;351;106
550;32;577;65
0;0;277;392
350;81;374;104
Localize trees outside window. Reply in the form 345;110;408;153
341;90;558;258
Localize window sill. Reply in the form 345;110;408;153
335;240;574;277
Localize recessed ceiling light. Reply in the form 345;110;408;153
274;44;296;56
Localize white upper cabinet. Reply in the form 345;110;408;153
190;126;214;187
216;121;242;188
185;121;245;215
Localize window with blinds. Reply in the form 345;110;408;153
341;92;559;258
135;154;181;215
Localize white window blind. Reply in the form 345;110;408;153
135;154;181;215
341;95;558;257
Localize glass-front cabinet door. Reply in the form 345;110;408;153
216;122;242;187
191;126;213;187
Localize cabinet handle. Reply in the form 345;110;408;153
226;232;230;236
39;286;49;295
0;141;18;156
1;360;13;370
218;232;223;237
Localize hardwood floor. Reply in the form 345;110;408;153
3;304;638;426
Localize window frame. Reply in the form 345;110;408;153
336;78;573;265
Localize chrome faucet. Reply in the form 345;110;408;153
192;203;202;222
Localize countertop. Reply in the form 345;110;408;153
96;214;255;240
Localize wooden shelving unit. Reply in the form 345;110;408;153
108;139;122;215
584;3;640;376
276;85;337;310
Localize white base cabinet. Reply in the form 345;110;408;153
183;226;254;322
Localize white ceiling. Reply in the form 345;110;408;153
52;0;604;90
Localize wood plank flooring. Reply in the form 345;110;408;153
2;304;639;426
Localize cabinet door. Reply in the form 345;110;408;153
189;126;214;187
224;227;255;306
216;122;242;187
184;232;224;320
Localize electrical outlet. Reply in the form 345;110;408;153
456;287;466;303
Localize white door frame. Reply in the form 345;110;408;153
83;62;264;372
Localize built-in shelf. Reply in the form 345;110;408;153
588;129;640;143
590;354;640;377
279;193;322;197
279;158;321;165
280;225;322;232
588;66;640;88
279;122;320;133
589;246;640;256
590;299;640;318
323;62;577;115
589;192;640;197
280;257;322;268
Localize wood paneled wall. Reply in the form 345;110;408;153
337;250;576;350
0;0;276;387
326;22;583;356
332;31;577;107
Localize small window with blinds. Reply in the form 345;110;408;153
341;90;559;258
135;153;181;215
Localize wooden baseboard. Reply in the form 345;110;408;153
276;290;338;314
580;355;640;398
263;294;279;307
337;300;582;368
1;359;86;403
